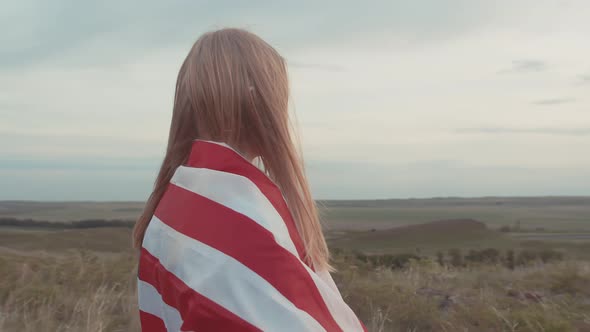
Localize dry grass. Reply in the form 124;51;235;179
2;200;589;331
1;247;589;332
334;255;590;332
0;250;139;332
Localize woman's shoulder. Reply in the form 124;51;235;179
165;165;301;254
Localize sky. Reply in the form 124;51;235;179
1;0;589;200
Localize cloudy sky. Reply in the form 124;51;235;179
1;0;589;200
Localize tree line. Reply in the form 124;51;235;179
334;247;565;270
0;217;134;229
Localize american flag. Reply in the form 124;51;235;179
138;140;366;331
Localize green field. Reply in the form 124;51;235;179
320;197;590;231
3;197;590;230
1;198;589;331
3;197;589;257
0;201;145;221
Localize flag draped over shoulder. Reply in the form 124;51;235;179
137;140;366;332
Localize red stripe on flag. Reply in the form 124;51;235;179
139;311;167;332
154;183;343;332
139;248;261;332
185;140;309;267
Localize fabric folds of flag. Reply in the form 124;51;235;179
137;139;366;332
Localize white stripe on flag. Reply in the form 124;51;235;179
142;216;326;332
305;266;365;331
316;269;342;298
138;279;184;332
171;166;299;257
171;165;364;331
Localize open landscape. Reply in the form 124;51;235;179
5;0;590;331
1;197;590;331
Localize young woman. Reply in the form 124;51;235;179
133;28;366;332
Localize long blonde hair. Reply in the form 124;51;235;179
132;28;329;270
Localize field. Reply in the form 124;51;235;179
1;198;590;331
4;197;590;230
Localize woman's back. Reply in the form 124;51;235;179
137;140;365;331
133;28;365;331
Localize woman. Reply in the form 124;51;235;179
133;28;366;332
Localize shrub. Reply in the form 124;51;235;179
465;248;501;265
365;253;422;269
516;249;564;266
539;249;564;263
517;249;539;266
448;248;464;267
436;251;445;267
505;249;515;270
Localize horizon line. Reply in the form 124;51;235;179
2;195;590;204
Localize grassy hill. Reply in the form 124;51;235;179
327;219;507;253
0;201;144;221
1;226;589;331
1;199;589;331
3;197;590;231
0;227;133;253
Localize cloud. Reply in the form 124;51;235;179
0;131;166;160
0;0;506;69
0;157;158;171
531;98;576;106
455;127;590;136
307;159;590;199
0;101;39;114
289;61;347;72
2;1;590;200
498;59;547;74
577;73;590;85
